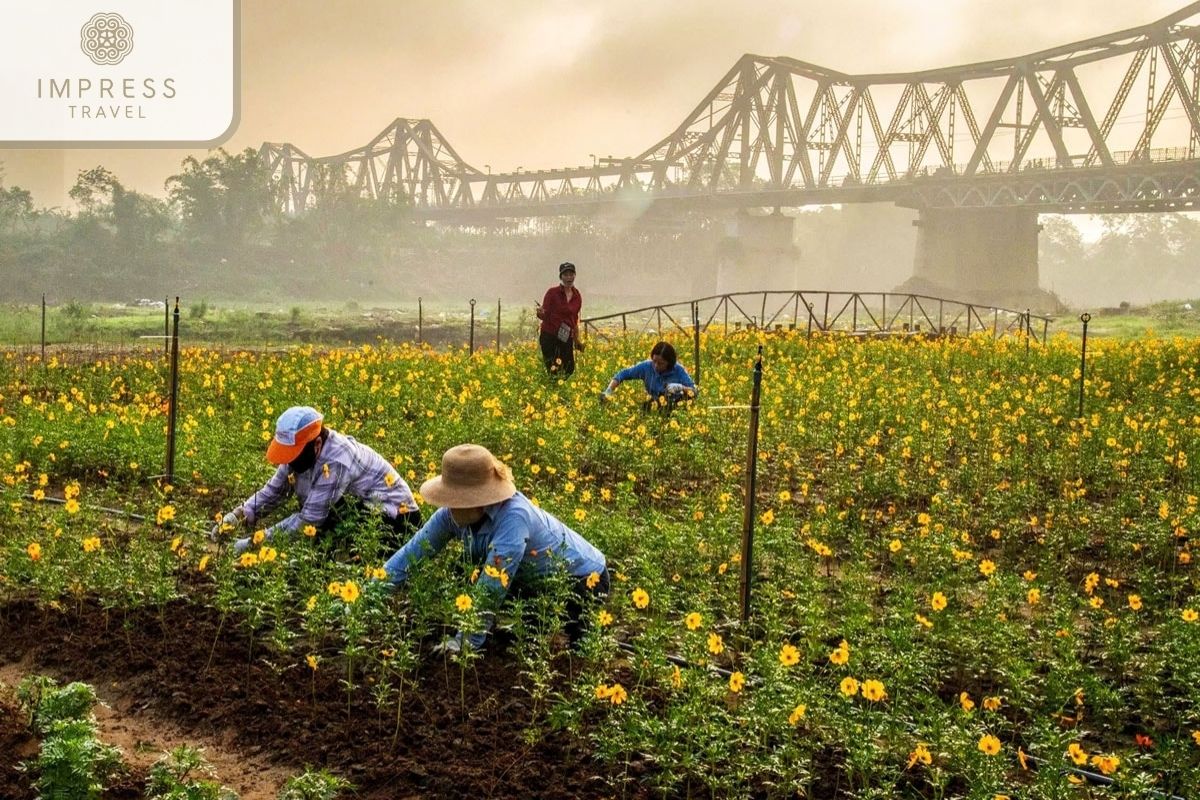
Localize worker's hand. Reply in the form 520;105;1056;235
535;306;545;320
208;509;244;542
598;391;611;404
431;633;463;656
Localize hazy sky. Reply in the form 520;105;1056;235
8;0;1193;198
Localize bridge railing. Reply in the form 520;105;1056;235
582;291;1052;343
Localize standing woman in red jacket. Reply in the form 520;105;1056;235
536;261;584;376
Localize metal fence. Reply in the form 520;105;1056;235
583;290;1052;343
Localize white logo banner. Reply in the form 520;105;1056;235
0;0;239;145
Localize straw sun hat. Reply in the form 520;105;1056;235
419;444;517;508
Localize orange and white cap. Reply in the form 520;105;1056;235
266;406;324;465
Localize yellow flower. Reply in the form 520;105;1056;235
728;671;745;693
1127;594;1142;611
707;632;724;655
760;509;775;525
65;498;81;514
1023;570;1037;581
684;612;702;630
1192;730;1200;746
1090;596;1104;609
930;591;948;612
574;508;587;522
197;555;210;572
259;546;278;563
305;595;317;612
595;682;627;705
982;696;1002;712
238;552;259;568
779;644;800;667
977;734;1001;756
788;704;806;726
959;692;975;712
302;524;317;538
915;613;934;629
860;679;887;702
252;530;266;545
888;539;903;553
32;489;45;502
170;535;184;553
26;542;42;562
1182;608;1198;623
586;571;601;589
339;581;360;604
1067;742;1088;765
597;610;613;627
455;594;473;612
839;677;859;697
907;743;932;769
979;559;996;577
384;472;397;487
156;504;176;525
631;588;650;609
1089;754;1119;775
82;536;101;553
829;640;850;665
671;665;682;689
1027;588;1041;605
306;654;319;671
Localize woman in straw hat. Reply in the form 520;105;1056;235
213;406;421;556
384;444;609;653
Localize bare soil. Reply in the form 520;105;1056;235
0;599;641;800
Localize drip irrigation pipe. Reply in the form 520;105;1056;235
615;640;736;680
1021;752;1186;800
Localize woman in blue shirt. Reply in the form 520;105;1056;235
384;444;609;653
600;341;697;408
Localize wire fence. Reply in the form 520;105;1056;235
583;290;1052;343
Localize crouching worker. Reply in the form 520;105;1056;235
600;341;697;411
212;406;421;557
383;444;609;654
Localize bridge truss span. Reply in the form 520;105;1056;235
264;3;1200;216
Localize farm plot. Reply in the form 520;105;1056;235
0;330;1198;798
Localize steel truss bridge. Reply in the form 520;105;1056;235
262;4;1200;221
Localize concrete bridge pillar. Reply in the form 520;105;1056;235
712;211;799;296
910;207;1040;304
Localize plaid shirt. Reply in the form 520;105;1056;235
238;429;416;537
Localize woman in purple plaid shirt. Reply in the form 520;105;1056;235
212;406;421;556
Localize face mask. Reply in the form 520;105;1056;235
289;439;320;474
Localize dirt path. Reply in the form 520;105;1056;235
0;657;295;800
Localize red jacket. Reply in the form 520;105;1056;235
539;285;582;339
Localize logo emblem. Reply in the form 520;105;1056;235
80;12;133;65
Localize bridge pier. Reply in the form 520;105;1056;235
713;211;799;296
909;207;1041;306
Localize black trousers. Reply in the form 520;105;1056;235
508;568;611;644
321;496;423;557
539;331;576;377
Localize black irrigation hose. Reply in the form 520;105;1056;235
1021;752;1187;800
615;639;736;680
20;494;211;536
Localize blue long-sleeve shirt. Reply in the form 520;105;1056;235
384;492;607;645
611;360;697;397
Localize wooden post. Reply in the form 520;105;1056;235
469;298;476;354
